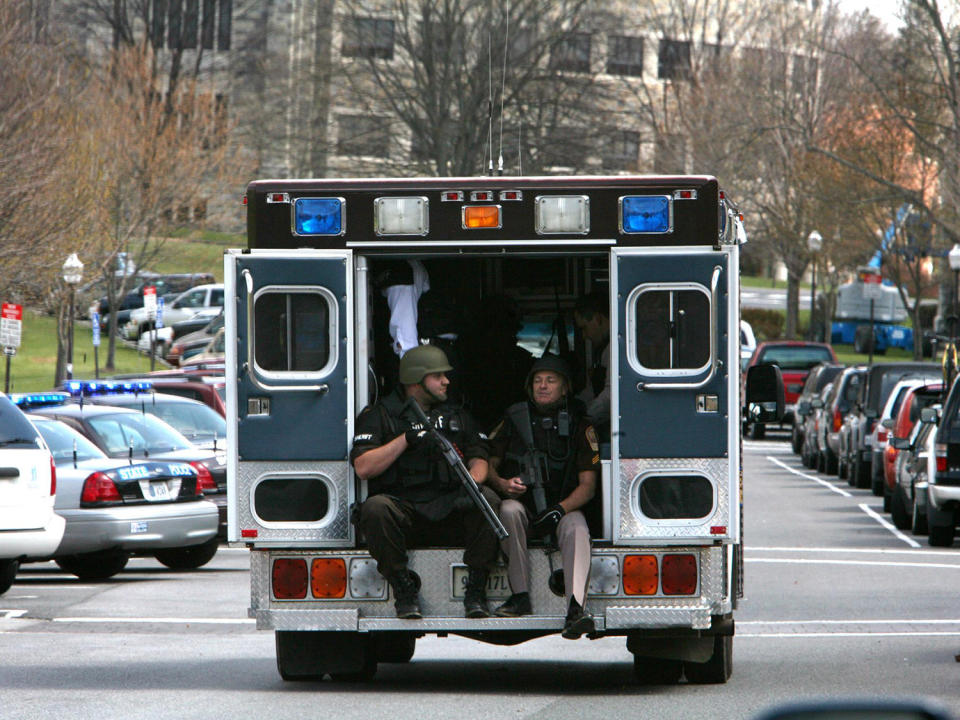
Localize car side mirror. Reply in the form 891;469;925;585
881;418;895;430
890;437;910;450
920;407;938;424
745;364;784;423
810;398;823;409
796;400;811;417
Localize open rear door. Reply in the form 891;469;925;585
611;247;739;544
225;249;354;545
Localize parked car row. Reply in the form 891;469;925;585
791;358;960;546
0;367;229;595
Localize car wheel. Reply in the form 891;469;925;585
825;448;838;475
0;559;19;595
749;423;765;440
854;455;871;490
154;537;219;570
870;466;884;496
911;496;928;535
373;633;417;664
882;486;891;513
683;635;733;684
633;655;683;685
55;550;129;580
791;428;803;455
928;521;955;547
890;487;910;530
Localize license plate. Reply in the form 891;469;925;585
451;565;511;600
130;521;148;534
140;480;172;501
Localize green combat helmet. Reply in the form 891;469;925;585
398;344;453;385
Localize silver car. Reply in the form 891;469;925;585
23;415;218;579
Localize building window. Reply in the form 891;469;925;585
201;0;215;48
342;17;395;60
337;115;390;157
603;130;640;171
217;0;231;50
658;38;691;80
550;32;591;72
541;126;588;169
607;35;643;77
152;0;228;50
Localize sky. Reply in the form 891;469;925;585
836;0;904;29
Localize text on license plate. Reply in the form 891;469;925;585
140;480;172;501
451;565;511;599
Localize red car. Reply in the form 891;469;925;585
743;341;837;439
883;382;942;507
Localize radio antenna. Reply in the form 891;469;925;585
497;2;510;176
518;121;522;176
487;32;494;176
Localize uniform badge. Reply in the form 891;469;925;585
585;426;599;452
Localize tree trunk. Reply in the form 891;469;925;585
785;274;800;339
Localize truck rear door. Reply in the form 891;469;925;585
225;249;354;546
611;246;739;544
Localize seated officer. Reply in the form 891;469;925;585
351;344;501;619
485;354;601;639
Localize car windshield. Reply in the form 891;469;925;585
0;395;43;448
757;346;834;371
32;418;105;464
86;412;193;456
143;400;226;443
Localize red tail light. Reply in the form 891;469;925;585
877;430;887;443
936;443;947;473
661;554;698;595
833;409;842;433
189;461;217;494
49;455;56;496
80;472;122;504
272;558;308;599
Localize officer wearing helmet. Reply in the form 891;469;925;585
486;353;600;638
351;344;501;620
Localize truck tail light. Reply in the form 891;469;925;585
936;443;947;473
50;455;57;496
833;409;843;433
622;555;658;595
189;461;217;495
661;554;698;595
80;472;122;505
272;558;308;599
311;558;347;598
877;429;887;443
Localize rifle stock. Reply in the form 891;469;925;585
407;400;509;540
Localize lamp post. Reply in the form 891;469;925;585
62;253;84;381
807;230;823;341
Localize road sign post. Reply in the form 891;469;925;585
91;311;101;379
1;303;22;393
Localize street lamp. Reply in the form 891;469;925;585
807;230;823;340
61;253;84;381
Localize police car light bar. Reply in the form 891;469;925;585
619;195;673;234
61;380;152;397
293;197;346;236
11;392;70;409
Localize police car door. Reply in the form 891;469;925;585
611;247;738;544
225;249;354;546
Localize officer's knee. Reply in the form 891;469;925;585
360;494;395;526
499;499;528;527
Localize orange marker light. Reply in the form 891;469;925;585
661;554;697;595
462;205;501;229
311;558;347;598
622;554;658;595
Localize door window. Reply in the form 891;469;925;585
253;289;336;376
627;284;710;375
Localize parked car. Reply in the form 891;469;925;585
743;341;838;438
124;283;224;340
0;392;65;595
180;327;225;368
879;381;942;508
928;375;960;546
740;320;757;371
165;311;224;366
846;362;940;491
26;388;226;540
801;382;834;469
110;373;226;416
792;363;844;455
817;365;867;477
97;272;215;332
24;414;218;577
890;406;939;535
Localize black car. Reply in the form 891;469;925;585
792;362;844;454
98;272;215;328
847;362;940;491
28;388;227;539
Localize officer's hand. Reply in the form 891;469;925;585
531;503;565;537
501;476;527;499
403;427;429;449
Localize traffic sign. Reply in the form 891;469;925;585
156;297;165;329
91;312;101;347
143;286;157;314
0;302;22;349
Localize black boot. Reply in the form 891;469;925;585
494;592;532;617
388;570;422;619
562;596;595;639
463;568;491;618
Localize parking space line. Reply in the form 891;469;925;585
766;456;852;497
745;558;956;569
858;503;922;548
748;546;956;557
53;616;255;624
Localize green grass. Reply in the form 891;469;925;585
3;311;156;393
146;237;241;282
741;275;809;290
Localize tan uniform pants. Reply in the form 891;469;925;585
499;498;591;606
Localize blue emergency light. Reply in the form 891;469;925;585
61;380;152;396
620;195;672;234
12;392;70;409
294;197;345;236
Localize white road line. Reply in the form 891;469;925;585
52;617;255;624
766;456;852;497
858;503;922;548
0;610;27;619
740;631;960;638
747;546;955;556
745;558;960;569
740;619;960;625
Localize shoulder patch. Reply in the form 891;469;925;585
585;425;599;452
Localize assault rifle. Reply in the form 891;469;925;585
407;400;509;541
520;449;558;549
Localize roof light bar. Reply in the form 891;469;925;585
11;392;70;409
61;380;152;397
